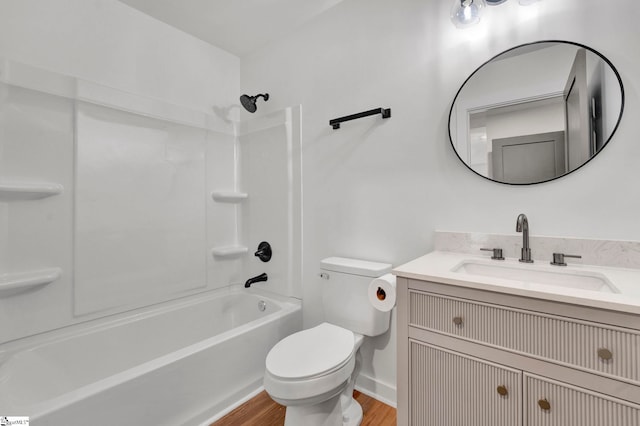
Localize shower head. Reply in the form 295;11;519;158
239;93;269;113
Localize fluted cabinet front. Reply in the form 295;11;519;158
409;340;522;426
525;373;640;426
409;290;640;384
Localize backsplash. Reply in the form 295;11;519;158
435;231;640;270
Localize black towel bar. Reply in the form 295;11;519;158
329;107;391;129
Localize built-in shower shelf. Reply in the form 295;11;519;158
0;182;64;201
211;191;248;203
0;268;62;297
211;246;249;258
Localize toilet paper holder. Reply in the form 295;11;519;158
368;273;397;313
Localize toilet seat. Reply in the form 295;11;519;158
264;323;357;404
266;323;355;380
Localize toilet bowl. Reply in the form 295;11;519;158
263;257;393;426
264;322;364;426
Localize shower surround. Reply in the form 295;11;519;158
0;57;302;424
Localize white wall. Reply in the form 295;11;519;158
0;0;239;116
485;102;565;142
241;0;640;404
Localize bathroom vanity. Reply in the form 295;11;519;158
394;251;640;426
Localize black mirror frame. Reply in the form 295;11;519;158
448;40;625;185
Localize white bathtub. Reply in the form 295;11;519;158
0;287;301;425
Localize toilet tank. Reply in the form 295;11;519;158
320;257;392;337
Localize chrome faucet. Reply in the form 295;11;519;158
516;213;533;263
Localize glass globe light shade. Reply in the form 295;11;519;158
450;0;487;28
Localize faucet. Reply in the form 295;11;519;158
516;213;533;263
245;273;268;288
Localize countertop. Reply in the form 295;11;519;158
393;251;640;315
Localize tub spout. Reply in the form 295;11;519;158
245;273;268;288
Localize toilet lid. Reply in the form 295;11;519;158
266;323;355;379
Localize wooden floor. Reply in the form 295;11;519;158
212;390;396;426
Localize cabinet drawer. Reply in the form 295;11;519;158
409;290;640;384
525;373;640;426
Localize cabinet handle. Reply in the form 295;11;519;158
597;348;613;361
452;316;463;326
538;399;551;411
496;385;508;396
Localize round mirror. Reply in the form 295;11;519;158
448;40;624;185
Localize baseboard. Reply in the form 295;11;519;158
196;385;264;426
355;373;397;408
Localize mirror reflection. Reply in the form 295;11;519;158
449;41;624;185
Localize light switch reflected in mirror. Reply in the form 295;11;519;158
448;40;624;185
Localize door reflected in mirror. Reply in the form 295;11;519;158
449;41;624;185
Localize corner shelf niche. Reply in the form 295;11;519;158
211;191;248;203
0;182;64;201
211;246;248;258
0;268;62;297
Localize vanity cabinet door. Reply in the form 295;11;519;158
409;340;522;426
525;373;640;426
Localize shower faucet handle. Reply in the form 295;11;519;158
254;241;272;262
480;248;505;260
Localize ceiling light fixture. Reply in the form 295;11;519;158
450;0;486;29
451;0;540;28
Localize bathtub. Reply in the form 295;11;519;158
0;286;301;425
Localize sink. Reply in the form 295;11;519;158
452;260;619;293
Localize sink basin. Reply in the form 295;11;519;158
452;260;619;293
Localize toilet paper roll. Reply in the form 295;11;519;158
368;273;397;312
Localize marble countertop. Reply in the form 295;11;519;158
393;251;640;315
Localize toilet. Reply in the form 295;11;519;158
264;257;392;426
